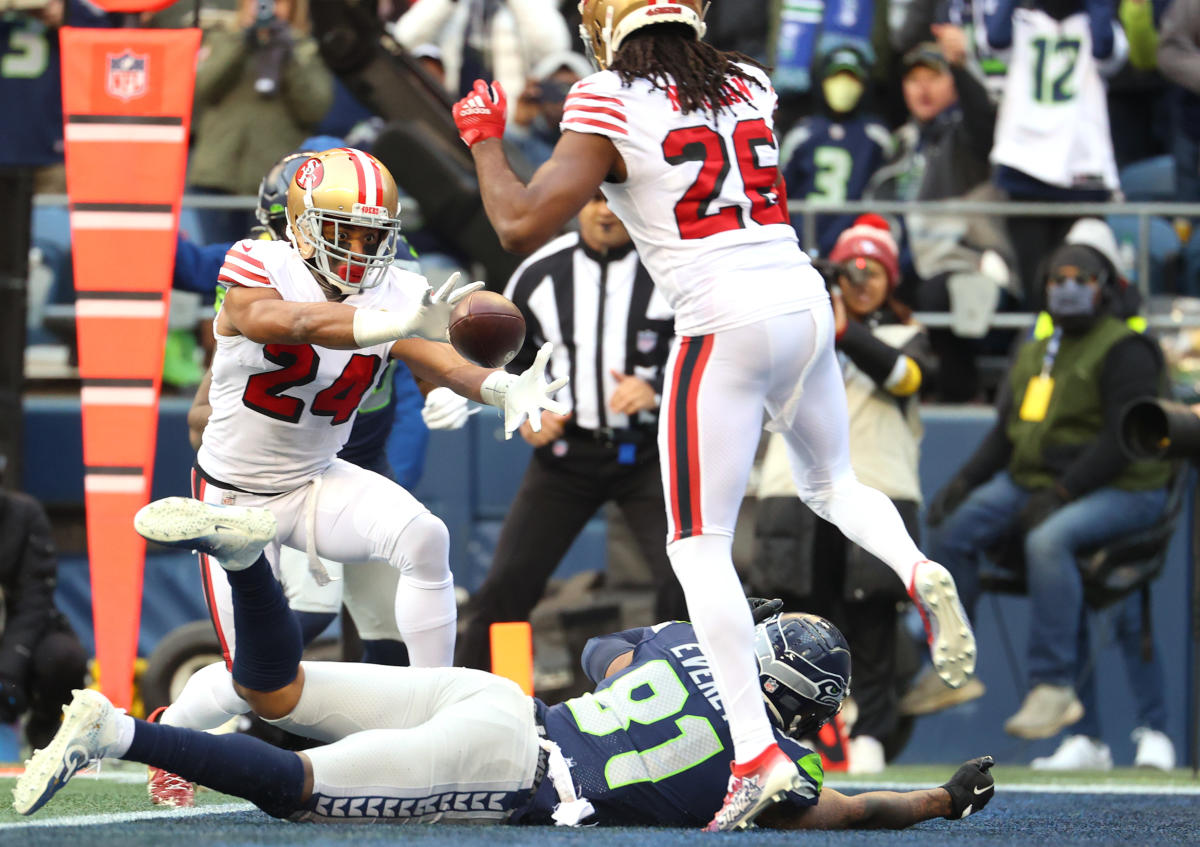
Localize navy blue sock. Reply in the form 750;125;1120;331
295;611;337;646
361;638;409;666
126;719;305;818
227;553;303;691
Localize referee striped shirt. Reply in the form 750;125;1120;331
504;232;674;432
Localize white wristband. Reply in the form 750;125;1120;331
352;309;410;348
480;370;513;409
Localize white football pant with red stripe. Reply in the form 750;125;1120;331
189;458;455;671
658;304;924;763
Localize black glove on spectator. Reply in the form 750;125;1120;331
1019;487;1067;533
0;677;27;723
926;476;973;528
747;597;784;624
941;755;995;819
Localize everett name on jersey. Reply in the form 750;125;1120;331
198;239;429;493
523;621;823;826
561;64;828;337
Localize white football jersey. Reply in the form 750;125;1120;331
561;64;827;336
990;9;1118;191
198;239;429;493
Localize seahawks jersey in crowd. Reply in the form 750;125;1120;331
522;621;823;827
780;115;892;256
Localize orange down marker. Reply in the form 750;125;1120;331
490;622;534;695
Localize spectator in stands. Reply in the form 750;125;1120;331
919;223;1173;761
779;47;893;257
188;0;334;243
986;0;1127;308
0;471;89;751
1158;0;1200;291
771;0;877;133
505;51;591;170
455;193;684;672
893;0;1010;100
390;0;571;113
866;41;1011;401
753;216;934;774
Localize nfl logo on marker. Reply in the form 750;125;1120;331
106;49;148;102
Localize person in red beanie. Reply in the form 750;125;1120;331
754;214;938;773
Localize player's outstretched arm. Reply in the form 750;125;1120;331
757;756;995;830
220;277;484;349
393;338;569;438
453;80;619;254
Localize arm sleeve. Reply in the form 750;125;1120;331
0;497;60;681
985;0;1018;49
281;39;335;127
174;237;235;296
836;321;903;387
504;0;571;60
951;65;997;156
1058;336;1163;497
391;0;457;51
1121;0;1160;70
580;627;654;684
194;31;249;106
1158;0;1200;92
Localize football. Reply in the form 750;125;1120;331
448;290;526;368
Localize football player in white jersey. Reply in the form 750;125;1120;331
135;147;567;756
451;1;976;831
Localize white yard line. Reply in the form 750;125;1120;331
0;802;255;829
828;779;1200;795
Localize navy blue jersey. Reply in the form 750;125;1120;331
780;115;891;256
534;622;823;827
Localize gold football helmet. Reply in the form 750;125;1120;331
286;147;403;294
578;0;708;69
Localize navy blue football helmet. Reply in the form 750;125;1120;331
754;612;852;738
256;151;315;240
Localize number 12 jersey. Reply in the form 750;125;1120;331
562;65;826;337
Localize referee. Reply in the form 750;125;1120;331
456;193;683;671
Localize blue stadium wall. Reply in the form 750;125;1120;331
23;397;1197;767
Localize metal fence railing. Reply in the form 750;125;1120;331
34;194;1200;328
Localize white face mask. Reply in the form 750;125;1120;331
823;74;864;114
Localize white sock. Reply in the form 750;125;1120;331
394;577;456;667
668;534;776;763
109;713;136;758
160;661;250;729
806;475;923;586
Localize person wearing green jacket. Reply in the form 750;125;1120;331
917;222;1172;766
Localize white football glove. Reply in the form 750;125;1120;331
422;387;474;431
353;272;485;347
479;342;569;439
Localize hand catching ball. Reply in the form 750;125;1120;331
448;290;526;368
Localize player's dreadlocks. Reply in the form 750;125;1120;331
609;23;767;116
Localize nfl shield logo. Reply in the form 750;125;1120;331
636;329;658;354
106;50;148;102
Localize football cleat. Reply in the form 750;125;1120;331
704;743;803;832
13;689;121;816
908;560;976;689
144;706;195;807
134;497;276;570
148;766;196;807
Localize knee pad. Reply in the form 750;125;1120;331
393;511;451;586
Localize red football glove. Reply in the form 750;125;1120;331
452;79;508;148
